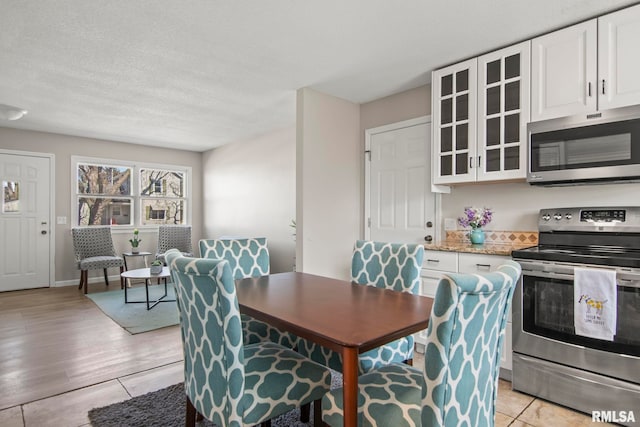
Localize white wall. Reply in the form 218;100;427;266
0;126;203;284
296;88;360;279
201;127;296;273
440;180;640;232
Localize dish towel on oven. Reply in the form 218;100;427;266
574;267;617;341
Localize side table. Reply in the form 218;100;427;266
122;251;153;270
122;251;153;287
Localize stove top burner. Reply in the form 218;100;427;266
512;244;640;268
513;207;640;268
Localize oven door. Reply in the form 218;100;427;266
513;260;640;384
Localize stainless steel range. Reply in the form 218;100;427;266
511;207;640;425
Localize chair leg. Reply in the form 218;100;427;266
83;270;89;294
185;395;196;427
404;358;413;366
78;271;84;290
119;266;125;289
103;268;109;286
313;399;323;426
301;402;311;422
260;420;271;427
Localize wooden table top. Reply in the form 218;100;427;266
236;271;433;354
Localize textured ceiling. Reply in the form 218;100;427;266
0;0;637;152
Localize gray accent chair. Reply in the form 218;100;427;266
155;225;193;264
71;226;125;294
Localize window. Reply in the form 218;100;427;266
73;157;191;227
140;168;186;226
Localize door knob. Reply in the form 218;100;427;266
426;221;433;228
424;235;433;242
41;230;47;235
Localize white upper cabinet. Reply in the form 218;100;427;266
432;59;478;184
598;4;640;111
531;20;597;122
532;4;640;121
432;42;529;185
477;41;530;182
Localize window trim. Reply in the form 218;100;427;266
71;156;192;231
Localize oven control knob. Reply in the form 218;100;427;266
542;214;551;221
565;213;572;220
554;213;562;220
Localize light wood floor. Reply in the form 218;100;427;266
0;282;182;410
0;283;606;427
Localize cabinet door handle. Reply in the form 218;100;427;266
478;155;481;168
587;82;592;97
476;263;491;270
602;79;606;95
469;157;473;169
426;259;440;263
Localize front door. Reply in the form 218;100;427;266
366;118;436;244
0;152;52;291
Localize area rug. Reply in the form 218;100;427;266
86;284;179;334
89;373;343;427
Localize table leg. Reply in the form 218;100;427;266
145;278;150;310
342;346;358;427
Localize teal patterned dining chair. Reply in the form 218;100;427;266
321;261;522;427
298;240;425;374
165;249;332;427
199;237;298;349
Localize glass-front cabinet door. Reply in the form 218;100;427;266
477;41;530;181
432;58;477;185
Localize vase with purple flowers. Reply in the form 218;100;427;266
458;207;492;245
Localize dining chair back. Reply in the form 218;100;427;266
199;237;270;279
199;238;297;349
298;239;424;374
321;261;522;427
71;226;124;294
155;225;193;263
166;249;332;427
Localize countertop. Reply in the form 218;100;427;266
424;230;539;256
424;241;535;256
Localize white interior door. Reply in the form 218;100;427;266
0;152;52;291
366;118;436;244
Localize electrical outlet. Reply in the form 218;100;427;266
444;218;457;230
57;216;67;225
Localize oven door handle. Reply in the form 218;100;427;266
617;278;640;289
524;270;640;289
522;270;574;281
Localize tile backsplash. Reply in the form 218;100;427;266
446;230;538;245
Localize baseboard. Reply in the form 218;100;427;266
54;274;122;288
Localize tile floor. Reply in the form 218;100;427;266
0;353;607;427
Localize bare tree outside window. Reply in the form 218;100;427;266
77;164;132;226
140;168;186;225
73;158;189;227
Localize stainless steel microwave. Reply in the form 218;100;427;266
528;105;640;186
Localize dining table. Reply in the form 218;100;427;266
235;271;433;427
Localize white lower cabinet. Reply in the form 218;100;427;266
416;250;512;379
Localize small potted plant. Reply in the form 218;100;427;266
150;259;163;274
129;228;142;254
